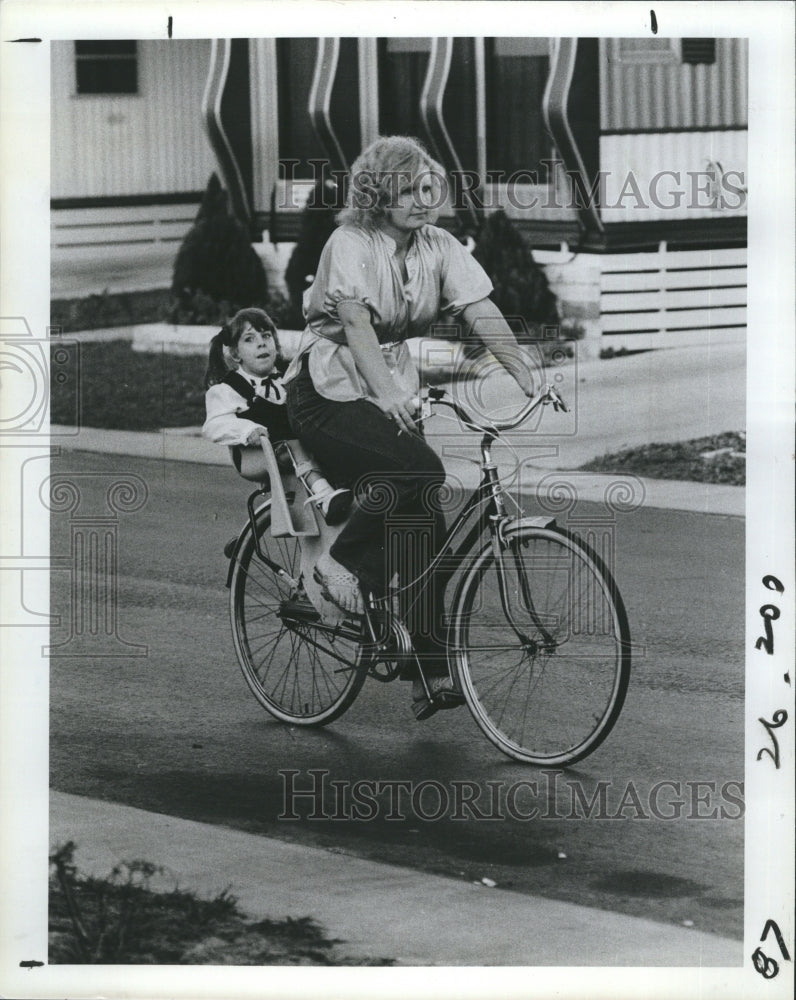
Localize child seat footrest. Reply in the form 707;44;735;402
261;438;320;538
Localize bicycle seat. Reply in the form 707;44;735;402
231;443;270;484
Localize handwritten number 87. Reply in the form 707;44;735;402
752;920;791;979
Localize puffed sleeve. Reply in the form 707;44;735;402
202;383;260;446
303;227;383;330
436;228;494;315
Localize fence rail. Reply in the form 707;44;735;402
600;243;747;348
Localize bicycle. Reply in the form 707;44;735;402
224;382;631;766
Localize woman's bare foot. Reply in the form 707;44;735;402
314;553;364;615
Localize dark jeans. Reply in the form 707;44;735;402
286;360;449;668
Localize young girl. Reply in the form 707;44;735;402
203;308;351;525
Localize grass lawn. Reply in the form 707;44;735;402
51;290;174;334
51;341;207;430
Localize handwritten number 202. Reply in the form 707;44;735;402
755;575;784;654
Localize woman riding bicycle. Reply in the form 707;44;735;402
283;135;537;719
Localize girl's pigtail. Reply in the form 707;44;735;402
204;327;229;388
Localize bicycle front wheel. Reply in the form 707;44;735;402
229;512;367;726
450;525;630;766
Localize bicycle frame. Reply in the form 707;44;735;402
226;384;566;653
394;394;558;650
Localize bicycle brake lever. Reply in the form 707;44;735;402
547;385;568;413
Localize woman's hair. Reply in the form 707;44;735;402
337;135;446;229
204;307;279;388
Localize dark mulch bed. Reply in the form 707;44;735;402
51;290;174;334
579;432;746;486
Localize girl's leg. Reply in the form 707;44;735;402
283;440;351;525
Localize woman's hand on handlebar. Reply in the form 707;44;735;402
375;388;420;434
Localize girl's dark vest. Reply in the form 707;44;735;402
222;369;293;442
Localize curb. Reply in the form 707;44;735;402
52;424;745;518
49;790;742;969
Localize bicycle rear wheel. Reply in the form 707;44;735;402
450;525;630;766
229;511;367;725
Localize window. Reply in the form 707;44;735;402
377;37;431;141
74;41;138;95
443;38;478;175
485;37;552;177
377;38;479;174
615;37;679;64
681;38;717;65
277;38;360;179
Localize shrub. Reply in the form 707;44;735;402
49;841;394;965
470;211;560;352
283;178;340;327
167;174;268;324
51;289;171;333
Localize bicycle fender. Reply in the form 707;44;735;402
502;516;558;536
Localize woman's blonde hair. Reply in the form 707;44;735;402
337;135;447;229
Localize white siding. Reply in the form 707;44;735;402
51;40;217;199
599;130;748;223
600;38;748;132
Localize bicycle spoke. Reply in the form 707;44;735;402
453;527;630;766
231;515;367;725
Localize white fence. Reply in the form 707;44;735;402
600;244;747;350
51;204;199;296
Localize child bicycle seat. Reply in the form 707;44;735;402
232;441;351;625
231;443;271;484
232;440;320;538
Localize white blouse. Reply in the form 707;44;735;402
282;223;493;402
202;371;287;446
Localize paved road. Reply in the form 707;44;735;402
48;450;745;940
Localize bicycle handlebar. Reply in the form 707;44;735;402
424;383;568;436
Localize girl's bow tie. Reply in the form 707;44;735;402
250;375;281;400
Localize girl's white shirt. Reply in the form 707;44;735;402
202;370;287;446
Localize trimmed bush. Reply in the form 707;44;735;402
471;211;559;343
167;174;267;324
283;178;340;327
